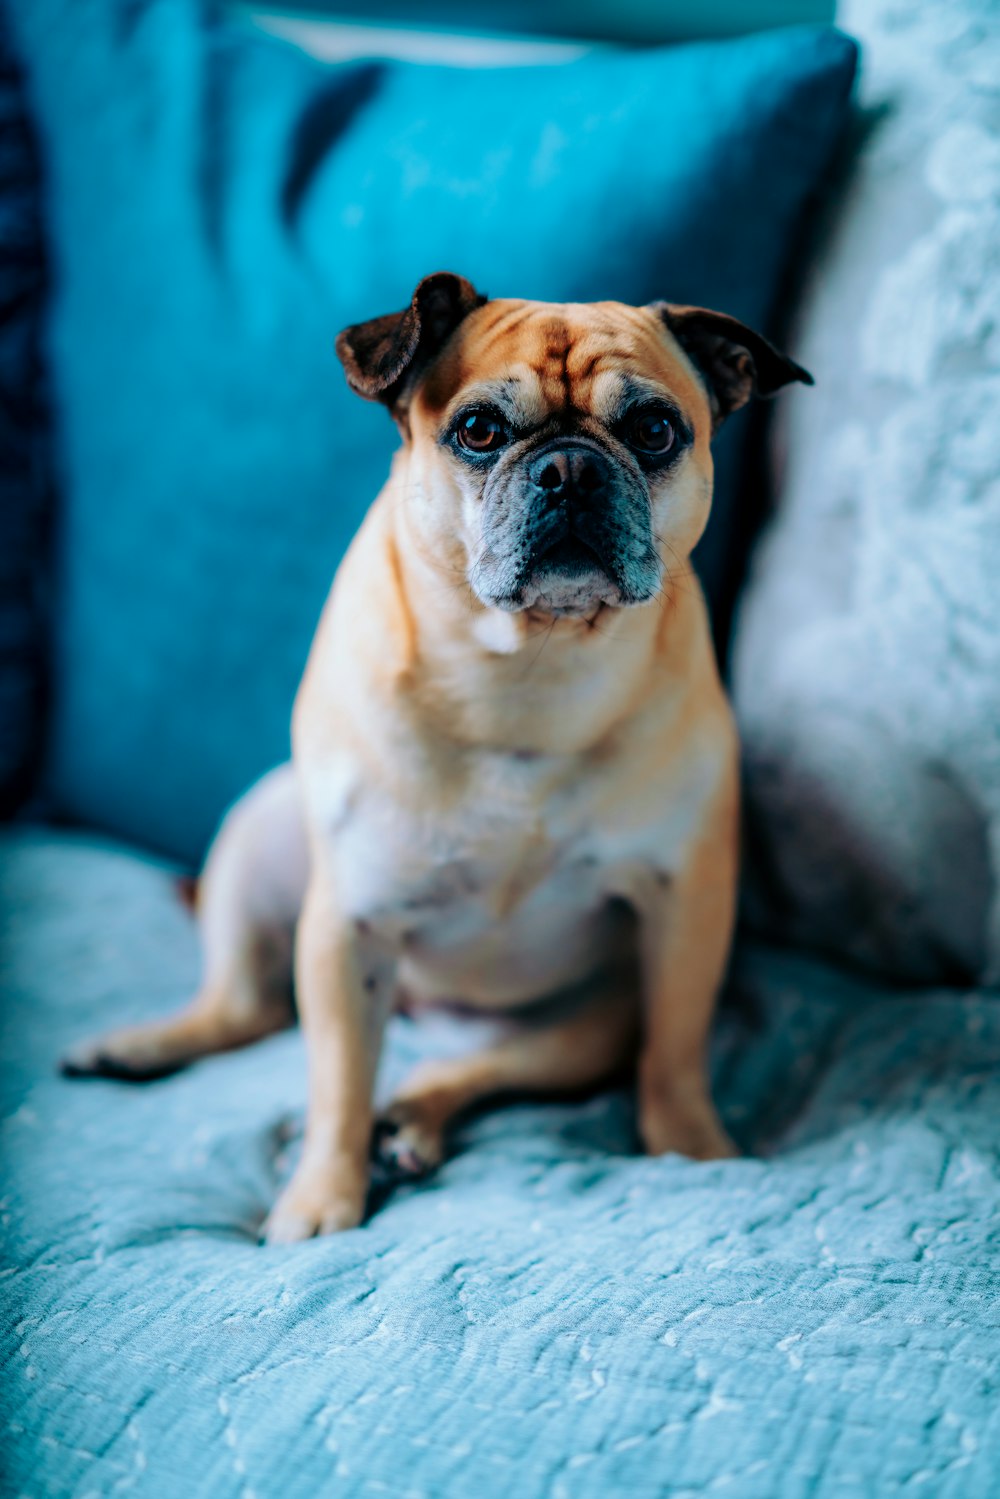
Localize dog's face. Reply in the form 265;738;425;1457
337;274;810;620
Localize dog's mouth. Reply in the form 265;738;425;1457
518;530;624;617
534;533;609;577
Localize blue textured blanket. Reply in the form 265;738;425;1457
2;829;999;1496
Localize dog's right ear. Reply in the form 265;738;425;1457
335;272;487;410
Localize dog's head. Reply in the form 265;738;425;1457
336;272;810;620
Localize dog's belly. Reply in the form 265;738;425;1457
331;790;634;1009
394;874;632;1008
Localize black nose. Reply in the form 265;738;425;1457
529;444;609;507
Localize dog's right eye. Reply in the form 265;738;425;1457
455;409;508;453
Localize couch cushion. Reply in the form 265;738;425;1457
732;0;1000;986
2;827;999;1496
6;0;856;863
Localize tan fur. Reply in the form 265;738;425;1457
62;290;800;1244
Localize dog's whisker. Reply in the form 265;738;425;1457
518;616;558;677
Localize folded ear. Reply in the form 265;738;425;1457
652;303;813;429
336;272;487;409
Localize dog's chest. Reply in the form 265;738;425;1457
311;750;626;993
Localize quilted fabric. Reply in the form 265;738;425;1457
4;0;856;865
2;828;999;1496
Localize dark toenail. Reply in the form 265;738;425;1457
373;1118;399;1143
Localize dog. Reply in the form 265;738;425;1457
62;273;810;1243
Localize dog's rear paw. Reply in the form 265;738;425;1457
372;1104;444;1179
59;1032;183;1082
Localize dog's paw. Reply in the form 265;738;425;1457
59;1030;183;1082
372;1104;444;1179
262;1167;366;1245
640;1102;739;1162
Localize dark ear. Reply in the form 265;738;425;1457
653;303;813;428
335;271;487;409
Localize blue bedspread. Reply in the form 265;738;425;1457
2;829;999;1496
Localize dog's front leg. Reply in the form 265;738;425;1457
263;874;391;1244
635;797;739;1163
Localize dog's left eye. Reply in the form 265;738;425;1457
456;409;508;453
626;407;676;456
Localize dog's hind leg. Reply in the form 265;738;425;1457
60;764;309;1080
373;979;639;1177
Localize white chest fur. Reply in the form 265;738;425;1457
301;734;717;1009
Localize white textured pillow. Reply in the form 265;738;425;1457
733;0;1000;986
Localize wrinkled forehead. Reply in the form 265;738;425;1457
418;299;710;430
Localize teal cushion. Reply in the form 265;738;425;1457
9;1;856;863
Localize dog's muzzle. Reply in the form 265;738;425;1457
470;436;662;616
524;441;616;582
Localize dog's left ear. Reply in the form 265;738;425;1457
336;271;487;410
652;303;812;429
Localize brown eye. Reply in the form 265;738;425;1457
456;409;507;452
628;408;676;456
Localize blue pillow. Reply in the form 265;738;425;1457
7;0;856;863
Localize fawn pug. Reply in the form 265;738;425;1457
63;273;810;1242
